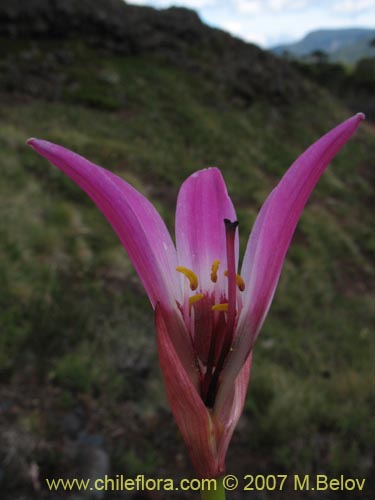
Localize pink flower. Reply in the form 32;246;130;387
27;113;364;478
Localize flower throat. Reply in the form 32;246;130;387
176;219;245;408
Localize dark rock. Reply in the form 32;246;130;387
78;444;109;499
0;0;309;105
61;409;85;438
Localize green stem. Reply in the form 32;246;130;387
200;477;226;500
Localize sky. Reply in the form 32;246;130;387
127;0;375;48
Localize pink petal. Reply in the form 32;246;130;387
156;303;200;390
215;353;252;464
175;168;238;293
217;113;364;407
155;304;223;478
27;139;180;308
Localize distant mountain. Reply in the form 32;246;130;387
272;28;375;64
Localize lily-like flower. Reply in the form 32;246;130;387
27;113;363;479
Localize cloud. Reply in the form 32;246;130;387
220;19;268;45
173;0;216;6
233;0;262;14
268;0;310;11
128;0;215;7
332;0;375;14
233;0;313;14
127;0;151;4
243;31;268;46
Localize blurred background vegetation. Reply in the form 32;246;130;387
0;0;374;498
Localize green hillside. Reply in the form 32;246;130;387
0;2;374;499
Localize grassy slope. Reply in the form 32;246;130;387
0;38;374;496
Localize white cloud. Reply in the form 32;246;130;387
127;0;150;4
233;0;313;14
220;20;244;34
233;0;262;14
332;0;375;14
242;30;268;46
128;0;215;7
174;0;216;6
220;19;268;45
268;0;310;11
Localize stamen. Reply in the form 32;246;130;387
210;260;220;283
189;293;204;306
176;266;198;290
189;293;204;313
212;303;229;312
224;270;246;291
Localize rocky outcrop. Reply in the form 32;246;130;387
0;0;309;104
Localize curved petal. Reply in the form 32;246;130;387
27;139;180;308
156;304;200;390
217;113;364;407
175;168;238;293
155;304;222;478
215;352;252;466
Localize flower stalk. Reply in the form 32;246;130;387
201;477;226;500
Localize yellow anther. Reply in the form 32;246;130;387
189;294;204;313
189;293;204;306
176;266;198;290
224;270;246;291
212;303;229;312
210;259;220;283
236;275;246;292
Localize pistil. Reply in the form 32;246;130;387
224;270;245;291
224;219;238;341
